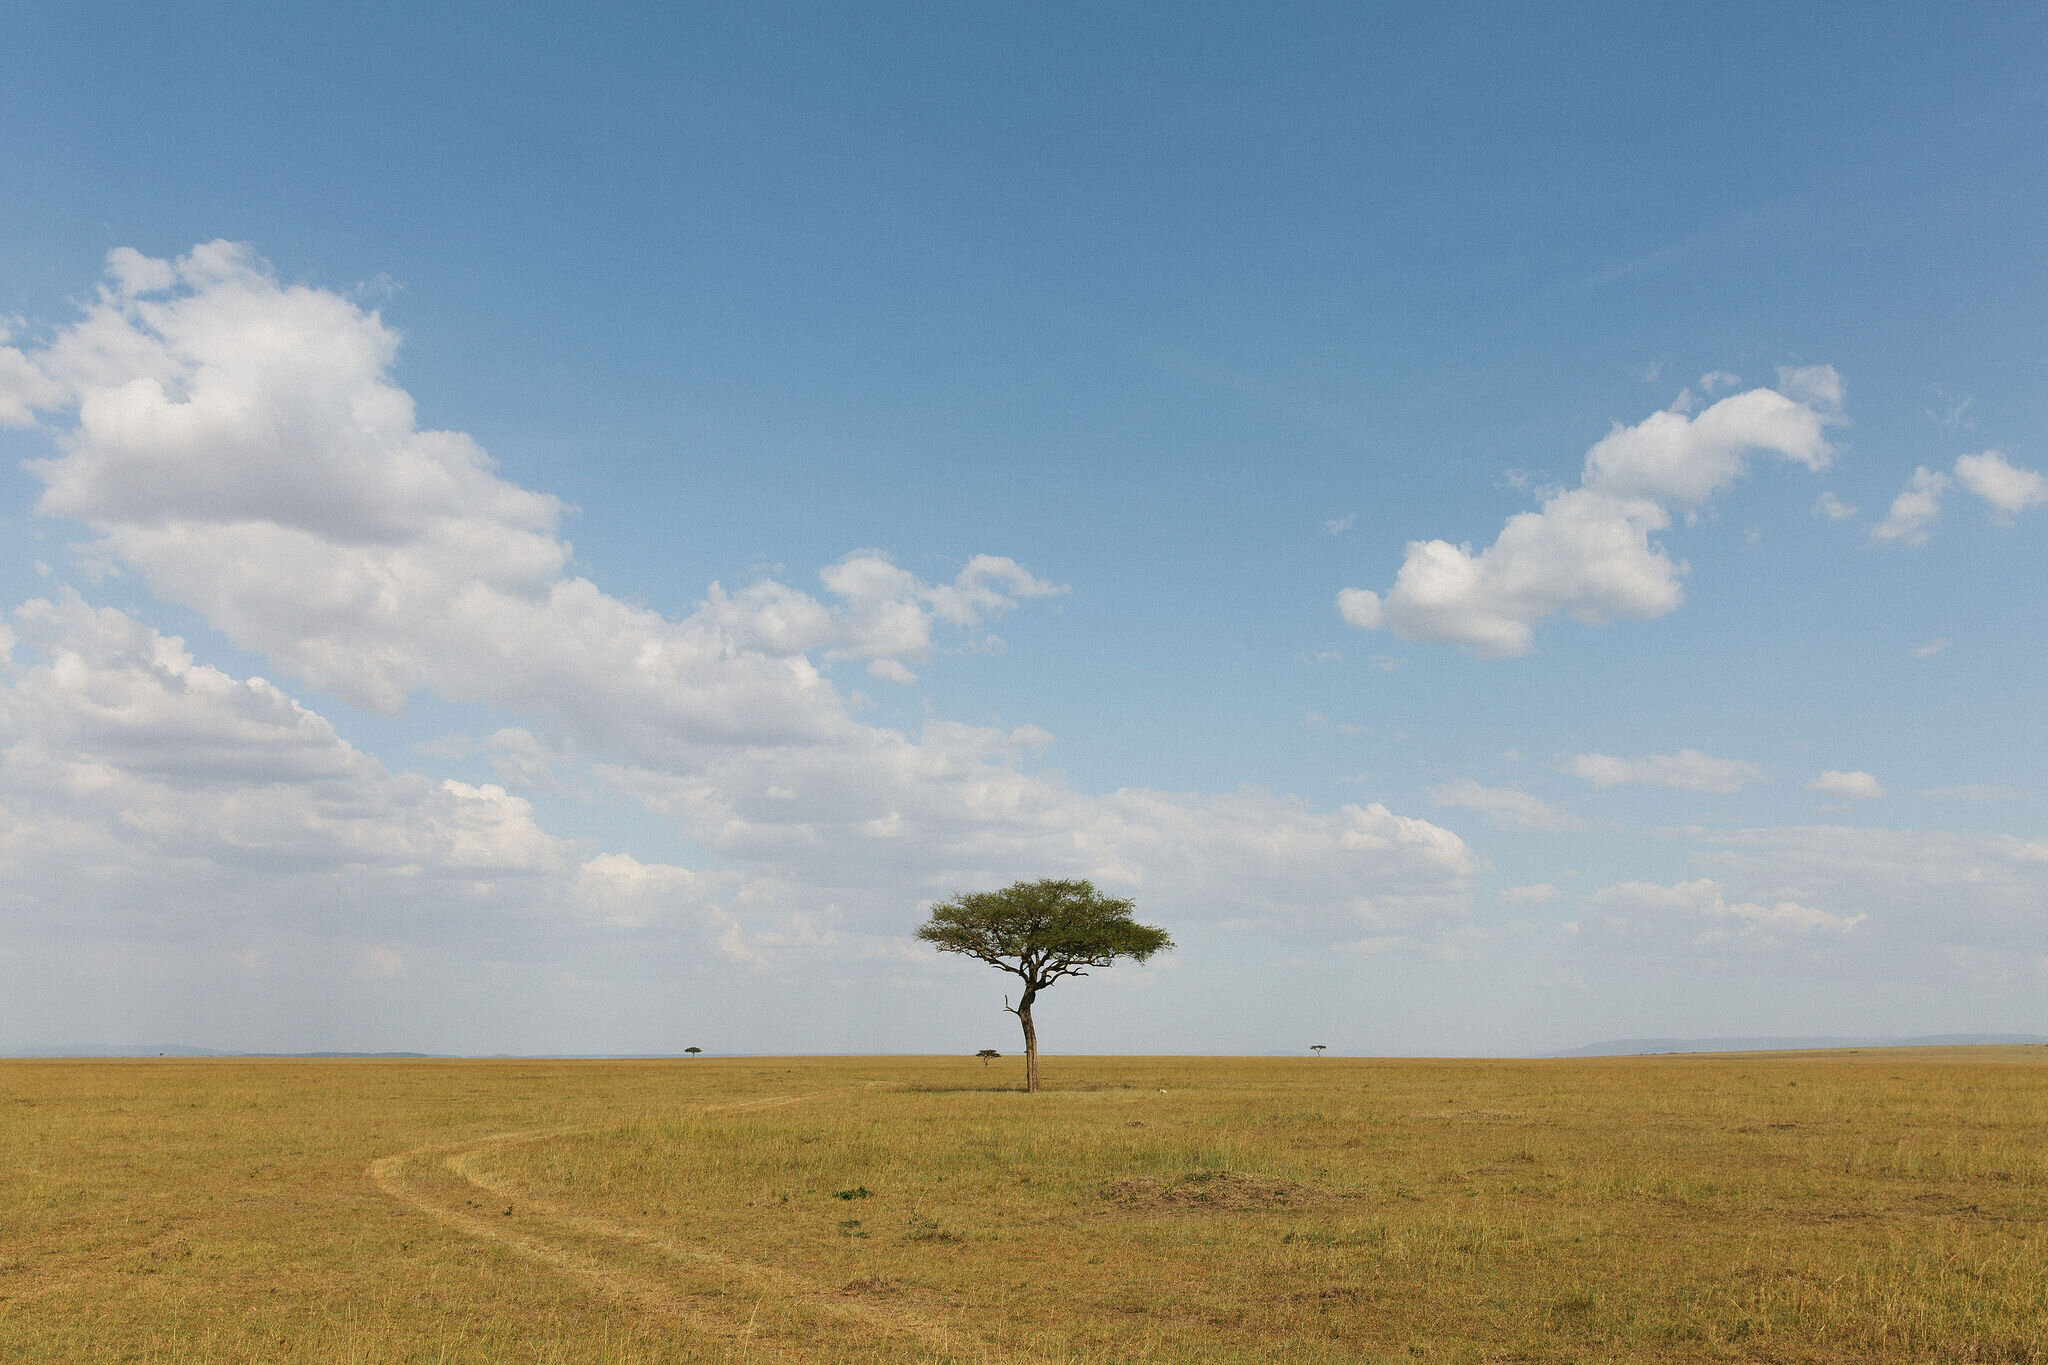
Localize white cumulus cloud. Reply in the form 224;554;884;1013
0;595;736;946
1557;824;2048;985
1953;450;2048;522
1808;770;1885;800
1868;451;2045;547
1590;877;1865;945
16;244;1057;741
1684;824;2048;959
0;328;66;427
1339;373;1840;656
1870;467;1950;546
3;243;1482;963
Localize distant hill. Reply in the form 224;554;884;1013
1558;1034;2048;1057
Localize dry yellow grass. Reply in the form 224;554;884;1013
3;1049;2046;1362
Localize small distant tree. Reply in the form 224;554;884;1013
684;1046;702;1057
1310;1044;1327;1055
976;1049;1001;1067
917;879;1172;1093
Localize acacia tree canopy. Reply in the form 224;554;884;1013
916;879;1171;980
916;878;1172;1092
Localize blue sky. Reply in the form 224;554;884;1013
2;3;2044;1056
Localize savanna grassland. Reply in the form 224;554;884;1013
3;1050;2046;1364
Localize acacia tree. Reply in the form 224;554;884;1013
916;879;1172;1093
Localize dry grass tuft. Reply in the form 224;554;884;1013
1099;1169;1320;1212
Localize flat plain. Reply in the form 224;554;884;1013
3;1049;2045;1363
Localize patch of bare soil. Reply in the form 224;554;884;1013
1906;1192;2001;1219
840;1275;903;1296
1292;1284;1387;1306
1099;1170;1320;1212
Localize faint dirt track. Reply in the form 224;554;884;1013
367;1089;1028;1363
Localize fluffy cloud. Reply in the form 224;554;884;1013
0;595;732;946
482;727;561;792
10;244;1055;740
1953;450;2048;522
572;852;719;932
1590;877;1864;948
4;244;1481;960
1808;770;1885;800
1428;779;1588;832
598;728;1480;940
1567;825;2048;981
1339;370;1840;656
1581;377;1836;505
1337;489;1684;657
0;326;67;427
1684;825;2048;957
815;552;1063;682
1869;451;2047;547
1562;749;1761;794
1870;466;1950;546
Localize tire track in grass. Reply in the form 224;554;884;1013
368;1135;740;1343
369;1088;1032;1363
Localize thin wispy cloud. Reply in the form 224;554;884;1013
1918;785;2030;801
1813;491;1858;522
1429;780;1589;833
1562;750;1762;795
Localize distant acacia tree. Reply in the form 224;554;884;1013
917;879;1172;1093
684;1046;702;1057
976;1049;1002;1067
1310;1044;1327;1055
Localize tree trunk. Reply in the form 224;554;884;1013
1016;985;1039;1093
